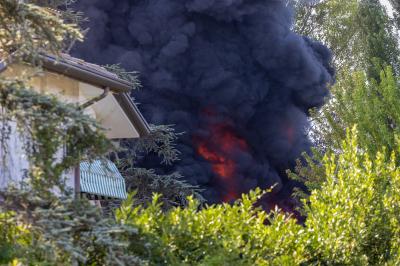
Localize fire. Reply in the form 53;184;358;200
195;123;248;202
284;123;295;144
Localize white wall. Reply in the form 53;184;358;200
0;65;80;193
79;83;140;139
0;120;76;193
0;121;29;189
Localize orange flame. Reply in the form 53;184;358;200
195;123;248;202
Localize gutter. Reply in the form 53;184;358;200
79;87;110;110
114;93;151;137
40;54;132;93
1;54;151;137
40;54;151;136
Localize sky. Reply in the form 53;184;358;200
380;0;394;16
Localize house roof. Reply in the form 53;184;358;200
40;54;133;92
0;53;151;137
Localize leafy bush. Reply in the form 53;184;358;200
116;190;306;266
1;128;400;265
304;127;400;265
1;193;147;265
115;128;400;265
0;211;32;264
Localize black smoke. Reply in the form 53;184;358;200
72;0;334;209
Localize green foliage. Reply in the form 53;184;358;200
0;0;106;196
116;189;307;266
122;168;203;209
104;64;141;90
304;127;400;265
126;124;183;165
357;0;400;77
291;0;400;193
293;65;400;193
1;129;400;265
113;129;400;265
387;0;400;29
0;0;82;61
294;0;360;69
0;192;147;265
112;124;203;209
32;197;145;265
314;66;400;157
287;148;326;205
293;0;399;72
0;211;32;264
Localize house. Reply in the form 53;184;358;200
0;53;150;202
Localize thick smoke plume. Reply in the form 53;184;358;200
72;0;334;209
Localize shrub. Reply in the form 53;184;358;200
115;128;400;265
116;190;307;265
1;128;400;265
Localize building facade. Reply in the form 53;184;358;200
0;54;150;201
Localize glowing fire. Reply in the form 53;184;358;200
284;122;295;145
195;123;248;202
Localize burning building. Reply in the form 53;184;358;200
72;0;334;209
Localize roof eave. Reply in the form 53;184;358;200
41;54;151;137
40;54;132;93
1;55;151;138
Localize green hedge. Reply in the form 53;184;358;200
2;131;400;265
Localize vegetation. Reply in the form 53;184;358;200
387;0;400;28
313;66;400;156
2;130;400;265
293;0;399;72
0;0;197;264
115;130;400;265
294;0;399;150
291;0;400;191
1;0;400;265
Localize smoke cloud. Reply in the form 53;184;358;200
72;0;334;209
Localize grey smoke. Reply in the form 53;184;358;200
72;0;334;209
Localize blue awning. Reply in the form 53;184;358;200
80;160;127;199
